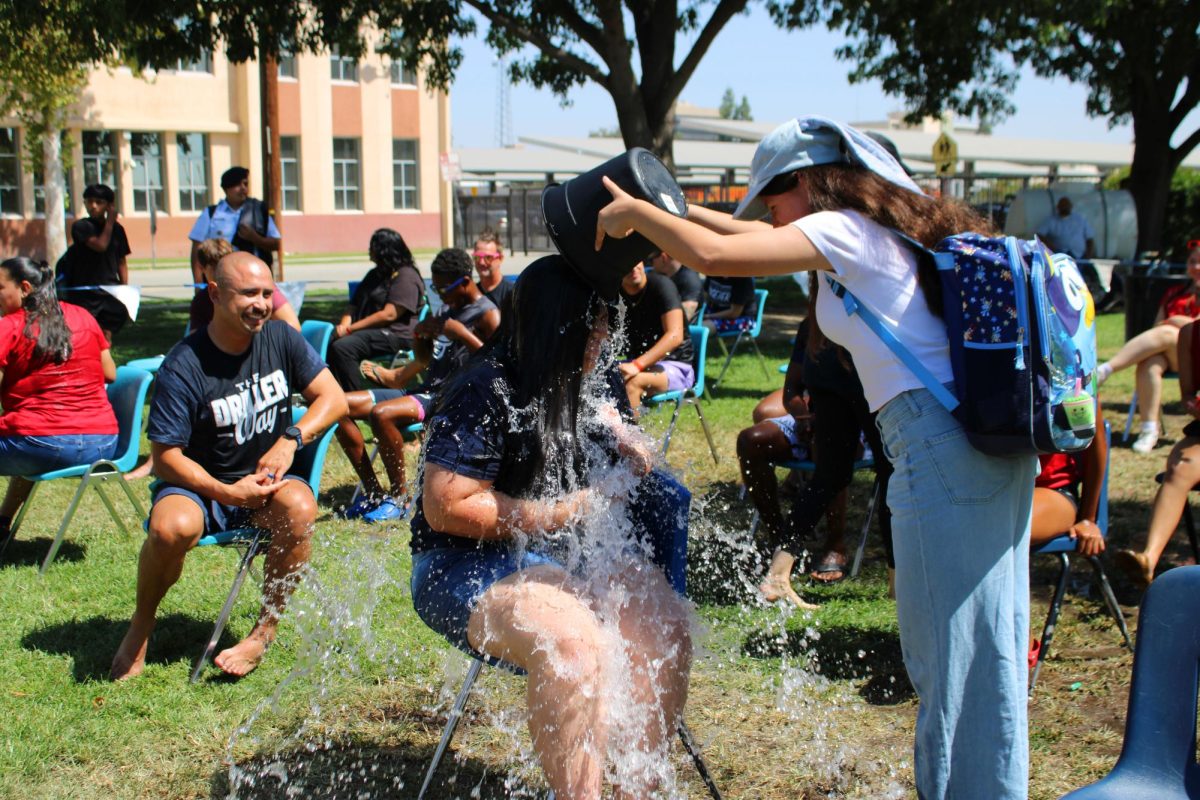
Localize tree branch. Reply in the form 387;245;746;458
668;0;750;101
1169;72;1200;132
1170;125;1200;172
463;0;607;85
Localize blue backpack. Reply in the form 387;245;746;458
826;233;1098;456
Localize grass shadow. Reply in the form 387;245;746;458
0;536;86;569
21;613;233;682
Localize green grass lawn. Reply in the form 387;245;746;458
0;283;1190;798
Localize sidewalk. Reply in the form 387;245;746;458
133;249;556;301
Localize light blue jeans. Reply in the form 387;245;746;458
876;386;1035;800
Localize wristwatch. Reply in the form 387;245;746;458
285;425;304;451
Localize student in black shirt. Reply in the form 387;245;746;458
616;262;695;414
110;252;347;681
648;250;702;322
55;184;130;344
702;275;756;334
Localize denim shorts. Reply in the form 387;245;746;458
410;545;561;666
0;433;118;476
764;414;810;461
151;476;313;536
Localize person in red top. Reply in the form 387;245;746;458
0;257;118;541
1030;409;1107;557
1095;243;1200;453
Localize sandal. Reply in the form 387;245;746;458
809;553;847;584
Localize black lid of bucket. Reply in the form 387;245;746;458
541;147;688;300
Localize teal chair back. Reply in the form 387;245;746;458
745;288;768;337
108;366;154;473
300;320;334;362
286;406;337;495
689;324;709;398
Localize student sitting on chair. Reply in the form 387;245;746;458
700;274;756;334
337;248;499;523
109;253;347;681
615;261;694;415
0;257;119;544
1116;318;1200;588
411;255;691;799
1030;402;1107;555
647;249;703;322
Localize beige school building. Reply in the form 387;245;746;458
0;45;452;260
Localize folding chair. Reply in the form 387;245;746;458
746;457;881;580
710;288;770;390
187;408;337;683
1060;565;1200;800
300;319;334;361
1029;423;1132;694
644;325;720;465
1;366;153;574
417;471;723;800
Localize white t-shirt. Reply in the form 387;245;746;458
793;210;953;411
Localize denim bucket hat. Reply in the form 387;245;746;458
732;116;922;220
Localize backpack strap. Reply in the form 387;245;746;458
822;273;959;412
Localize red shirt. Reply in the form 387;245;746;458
0;303;118;436
1159;283;1200;320
1036;452;1080;492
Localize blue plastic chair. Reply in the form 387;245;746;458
711;288;770;390
1;366;153;574
1060;565;1200;800
186;408;338;682
1030;423;1132;694
643;325;719;465
126;321;191;374
299;319;334;361
417;471;723;800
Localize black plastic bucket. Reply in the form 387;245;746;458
541;147;687;300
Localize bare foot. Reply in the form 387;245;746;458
1113;549;1153;589
759;575;818;609
213;631;271;677
110;625;150;681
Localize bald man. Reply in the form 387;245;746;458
111;253;347;681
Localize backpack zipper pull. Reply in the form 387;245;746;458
1015;327;1026;370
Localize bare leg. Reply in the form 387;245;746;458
110;494;204;680
1135;353;1170;425
623;370;669;416
469;565;608;800
1106;324;1180;373
811;488;849;582
368;396;423;498
334;416;386;499
1029;487;1078;548
753;389;785;424
0;476;34;519
1117;438;1200;586
214;480;316;677
737;422;798;546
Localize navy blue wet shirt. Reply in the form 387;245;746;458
147;321;326;484
410;356;630;554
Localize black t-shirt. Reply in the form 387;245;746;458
422;294;498;389
703;276;755;316
55;217;131;322
479;278;514;312
350;264;426;339
147;321;326;484
410;357;630;553
669;266;704;311
619;272;694;364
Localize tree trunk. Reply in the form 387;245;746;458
41;130;66;266
1128;113;1173;256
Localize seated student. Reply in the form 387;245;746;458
327;228;426;392
0;257;118;541
109;253;347;681
472;229;513;310
700;274;756;334
648;250;703;322
54;184;131;345
615;261;694;414
1030;402;1107;556
1115;318;1200;587
411;255;690;798
337;248;499;523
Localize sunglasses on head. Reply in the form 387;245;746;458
435;275;469;295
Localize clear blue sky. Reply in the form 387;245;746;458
449;6;1146;150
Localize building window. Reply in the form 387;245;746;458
280;136;301;211
82;130;117;190
33;132;72;217
390;61;416;86
332;138;360;211
278;51;297;79
0;128;20;215
330;46;358;82
176;51;212;73
392;139;419;210
176;132;208;212
130;132;165;213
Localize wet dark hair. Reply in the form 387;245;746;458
440;255;604;495
1;257;73;363
368;228;417;277
430;247;474;279
82;184;115;204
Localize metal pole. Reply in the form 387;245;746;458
259;45;284;280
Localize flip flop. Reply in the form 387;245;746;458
809;554;847;584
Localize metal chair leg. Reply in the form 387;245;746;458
1088;555;1133;650
190;531;266;683
660;398;684;458
749;336;770;379
418;658;485;800
677;720;724;800
1030;553;1071;695
691;398;720;465
40;472;93;575
92;478;128;535
710;333;743;390
849;477;881;579
114;471;148;522
0;480;39;559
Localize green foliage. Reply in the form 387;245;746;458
1164;168;1200;260
719;87;753;120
